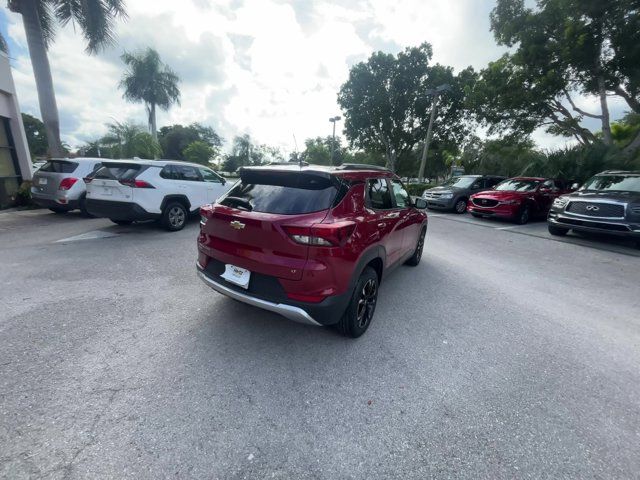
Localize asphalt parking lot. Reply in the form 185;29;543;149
1;208;639;479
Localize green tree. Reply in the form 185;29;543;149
96;121;161;159
183;141;214;166
338;43;474;172
119;48;181;142
21;113;48;158
8;0;126;157
221;135;283;171
490;0;640;152
158;123;223;161
301;136;350;165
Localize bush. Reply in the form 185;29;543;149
12;181;34;207
406;183;434;196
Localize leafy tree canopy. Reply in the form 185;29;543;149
183;141;215;166
338;43;475;172
21;113;48;159
158;123;223;161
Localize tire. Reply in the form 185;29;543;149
79;196;95;218
515;205;531;225
336;267;379;338
49;207;69;214
161;202;188;231
405;226;427;266
453;198;468;214
548;225;569;236
110;219;133;225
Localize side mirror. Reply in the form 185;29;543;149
414;197;428;209
221;178;226;185
571;182;580;190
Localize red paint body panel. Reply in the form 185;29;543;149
198;172;427;302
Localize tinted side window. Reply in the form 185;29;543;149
160;165;177;180
199;168;221;183
39;160;78;173
175;165;202;181
366;178;393;209
391;180;411;208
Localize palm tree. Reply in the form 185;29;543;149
119;48;181;142
7;0;127;158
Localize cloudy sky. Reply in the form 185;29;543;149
0;0;629;154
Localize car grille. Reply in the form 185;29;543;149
565;201;625;218
556;217;631;232
472;198;499;208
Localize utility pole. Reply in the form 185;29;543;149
418;84;450;183
329;116;341;165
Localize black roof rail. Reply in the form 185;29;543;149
336;163;390;171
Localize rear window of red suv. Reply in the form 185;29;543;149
220;170;339;215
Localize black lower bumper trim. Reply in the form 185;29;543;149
86;199;159;221
199;261;351;326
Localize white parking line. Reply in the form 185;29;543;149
56;231;120;243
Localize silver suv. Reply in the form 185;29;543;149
31;158;104;215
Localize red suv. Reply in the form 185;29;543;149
468;177;574;224
197;164;428;337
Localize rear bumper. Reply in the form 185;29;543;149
548;212;640;238
86;199;159;221
31;192;80;210
197;262;351;327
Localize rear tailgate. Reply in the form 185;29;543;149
199;168;340;281
32;160;79;195
86;162;143;202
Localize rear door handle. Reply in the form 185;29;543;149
378;222;386;229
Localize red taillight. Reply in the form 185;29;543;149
58;177;78;190
283;221;356;247
119;179;155;188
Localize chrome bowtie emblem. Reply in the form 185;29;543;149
230;220;245;230
585;205;600;211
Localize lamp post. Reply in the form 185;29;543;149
418;84;450;183
329;116;341;165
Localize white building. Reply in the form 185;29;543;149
0;50;32;208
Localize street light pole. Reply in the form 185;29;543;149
329;116;341;165
418;84;450;183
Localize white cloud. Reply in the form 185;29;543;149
1;0;630;156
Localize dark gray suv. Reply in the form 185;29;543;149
547;170;640;246
422;175;506;213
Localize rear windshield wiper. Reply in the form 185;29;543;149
221;196;253;211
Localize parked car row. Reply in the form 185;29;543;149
31;157;231;230
422;172;640;247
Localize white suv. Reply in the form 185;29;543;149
85;160;231;231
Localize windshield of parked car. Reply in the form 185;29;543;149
580;175;640;193
494;179;540;192
440;176;476;189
